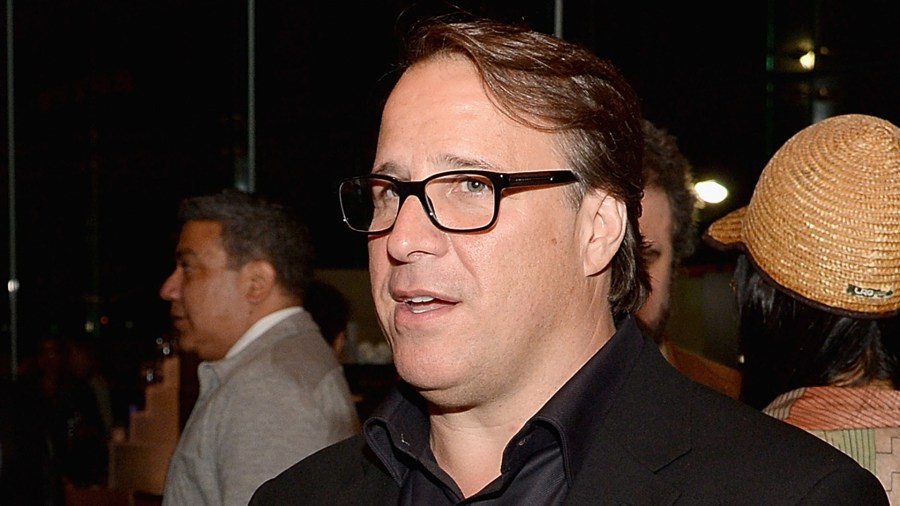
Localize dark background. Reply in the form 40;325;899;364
1;0;897;419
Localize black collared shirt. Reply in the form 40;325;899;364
363;316;644;505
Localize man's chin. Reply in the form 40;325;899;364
174;333;198;353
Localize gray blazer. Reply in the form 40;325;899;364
162;309;360;506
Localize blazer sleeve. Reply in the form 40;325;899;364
798;466;888;505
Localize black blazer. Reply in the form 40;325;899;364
251;333;887;505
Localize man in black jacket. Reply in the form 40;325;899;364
252;16;886;505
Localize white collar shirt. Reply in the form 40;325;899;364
225;306;304;359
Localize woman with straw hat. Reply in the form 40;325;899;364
704;113;900;502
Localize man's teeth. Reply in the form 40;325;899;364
406;295;436;313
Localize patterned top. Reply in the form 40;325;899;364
765;386;900;505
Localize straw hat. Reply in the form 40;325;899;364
704;114;900;318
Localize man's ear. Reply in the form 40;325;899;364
242;260;277;304
581;189;627;276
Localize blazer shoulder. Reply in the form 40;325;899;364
597;337;886;503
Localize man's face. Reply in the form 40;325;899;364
159;220;249;361
367;57;603;409
634;185;675;341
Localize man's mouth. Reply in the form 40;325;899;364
403;295;454;314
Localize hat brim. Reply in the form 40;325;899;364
702;206;747;251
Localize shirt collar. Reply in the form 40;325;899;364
532;315;643;479
224;306;303;358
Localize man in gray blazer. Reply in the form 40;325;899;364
252;16;886;505
159;189;359;506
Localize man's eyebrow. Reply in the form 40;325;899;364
174;249;197;262
372;161;399;176
441;154;498;171
372;155;500;177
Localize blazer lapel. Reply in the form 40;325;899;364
566;335;694;505
335;442;401;504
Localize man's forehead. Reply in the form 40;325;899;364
376;61;564;179
180;219;223;241
177;220;226;258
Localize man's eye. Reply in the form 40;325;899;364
464;179;488;192
372;184;398;200
453;176;492;195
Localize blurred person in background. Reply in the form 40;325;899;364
57;335;111;490
15;333;109;496
704;113;900;502
1;368;64;505
637;119;741;398
305;279;352;361
159;189;359;506
66;336;114;436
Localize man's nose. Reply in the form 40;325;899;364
159;270;181;301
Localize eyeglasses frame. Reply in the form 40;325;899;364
338;169;578;234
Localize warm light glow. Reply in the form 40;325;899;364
800;50;816;70
694;180;729;204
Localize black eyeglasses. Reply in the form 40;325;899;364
338;169;578;234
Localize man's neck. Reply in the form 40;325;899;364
428;409;520;498
422;315;618;497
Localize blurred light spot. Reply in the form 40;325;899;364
800;50;816;70
695;180;729;204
